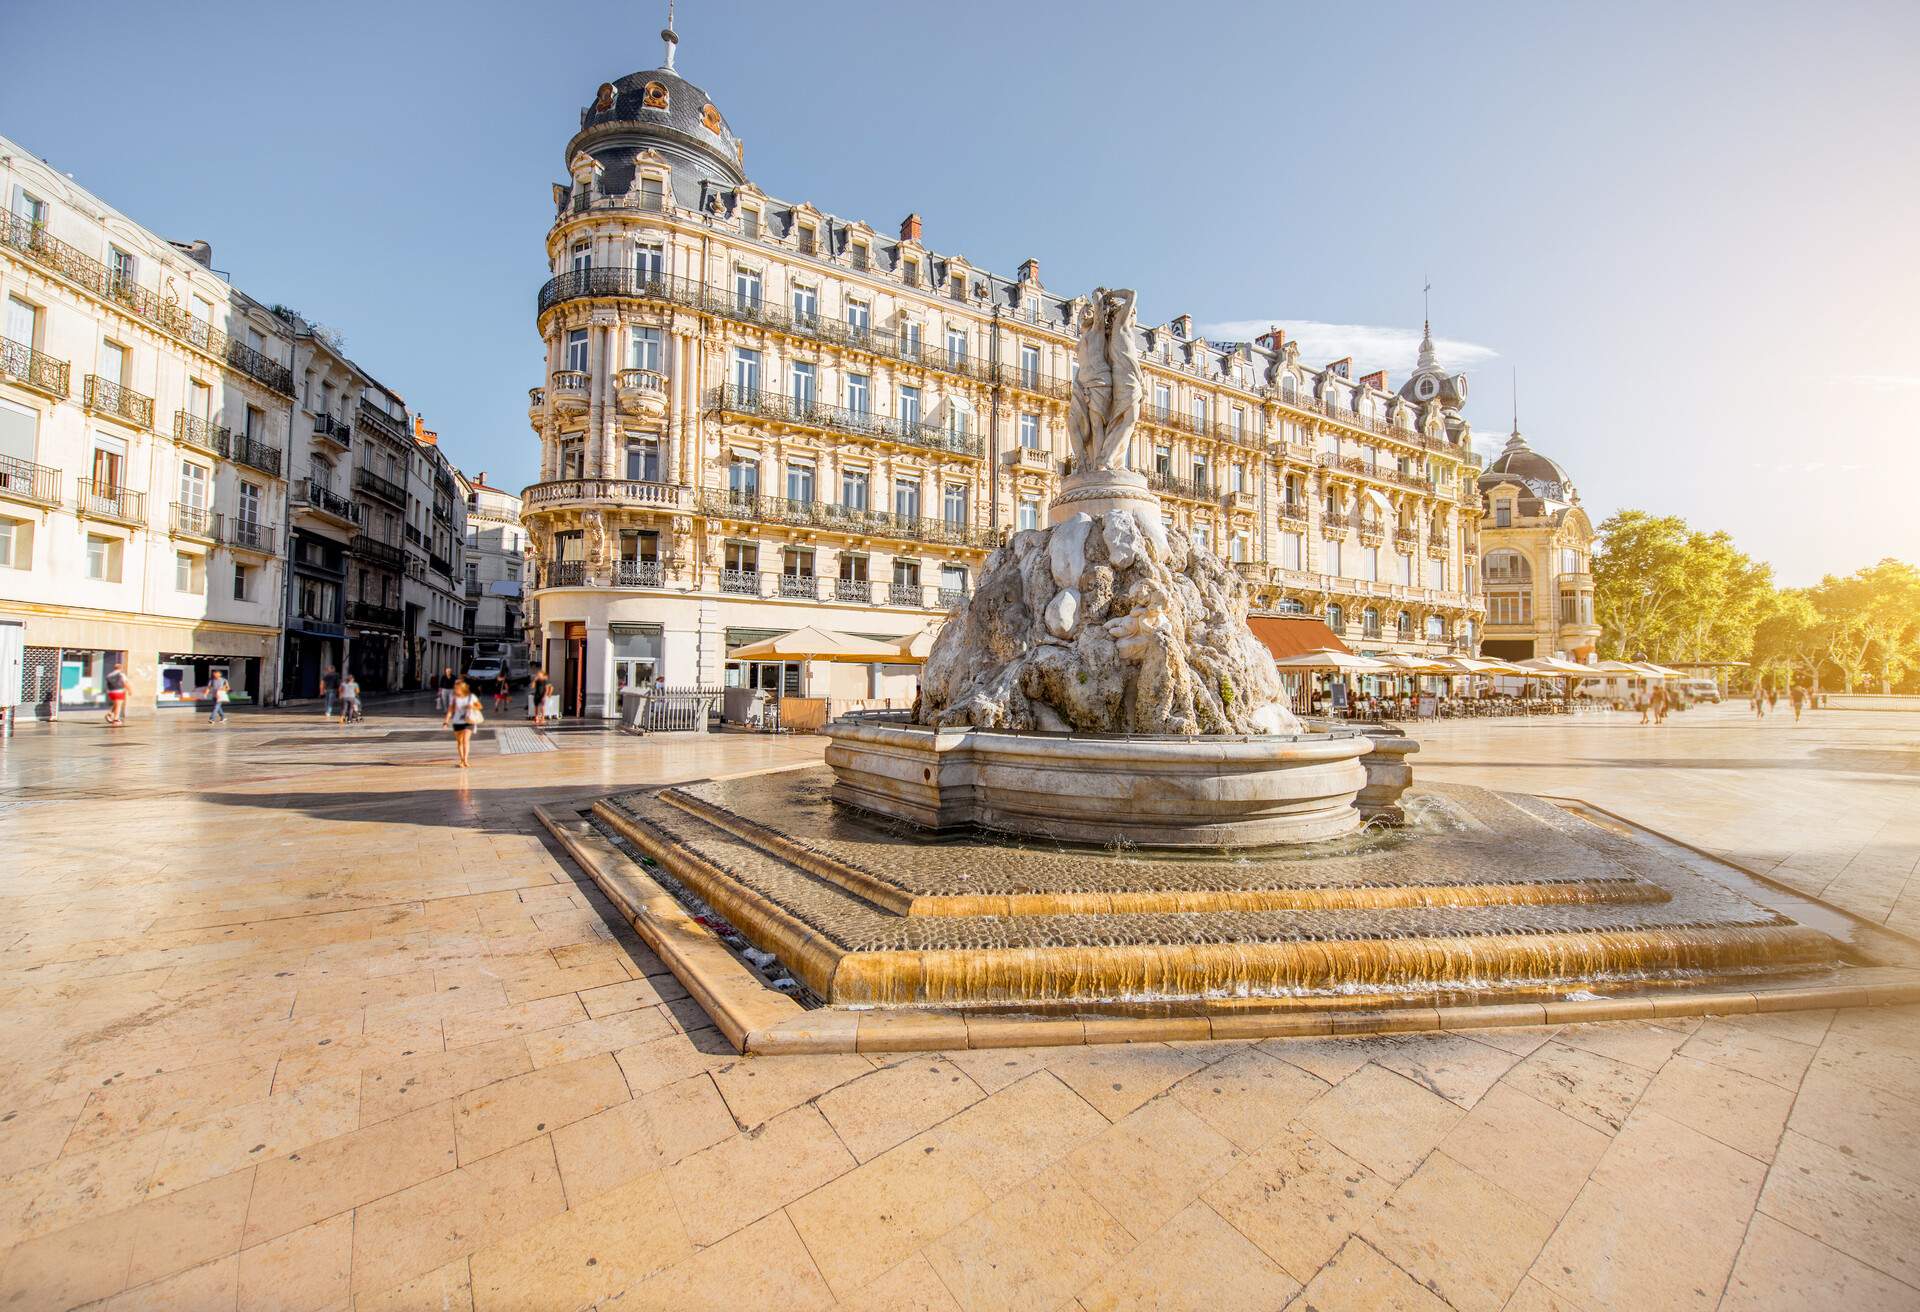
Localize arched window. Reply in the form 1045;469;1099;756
1327;603;1344;632
1484;550;1532;584
1362;607;1381;637
1425;615;1444;640
1278;597;1305;615
1396;610;1413;638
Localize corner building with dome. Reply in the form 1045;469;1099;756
522;31;1490;715
1474;428;1600;662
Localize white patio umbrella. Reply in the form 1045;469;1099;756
1271;649;1391;672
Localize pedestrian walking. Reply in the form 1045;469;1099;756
1636;689;1650;725
1751;684;1766;718
443;677;482;768
1651;683;1669;724
208;671;230;725
1767;685;1779;713
340;673;362;727
321;664;340;720
104;662;128;725
493;672;510;716
435;666;455;714
1789;684;1806;722
530;666;551;729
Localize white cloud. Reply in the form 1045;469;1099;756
1836;374;1920;392
1196;318;1500;374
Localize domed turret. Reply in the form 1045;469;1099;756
564;21;747;206
1479;429;1576;512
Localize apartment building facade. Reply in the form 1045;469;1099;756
1;134;294;711
457;471;525;659
522;42;1486;716
1475;428;1601;662
405;417;467;688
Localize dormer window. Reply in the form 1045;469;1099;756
1495;499;1513;527
902;258;919;287
851;241;869;271
796;223;817;255
741;207;761;239
638;177;665;212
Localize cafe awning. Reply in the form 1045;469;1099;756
727;626;908;663
1247;615;1352;661
1272;649;1392;673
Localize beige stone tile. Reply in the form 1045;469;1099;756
786;1134;989;1298
1360;1151;1556;1312
1202;1128;1395;1283
236;1211;352;1312
707;1051;870;1130
665;1104;854;1246
1719;1005;1836;1047
1758;1129;1920;1287
1293;1062;1461;1184
925;1070;1110;1200
1678;1018;1817;1091
360;1037;531;1126
923;1168;1133;1312
611;1028;737;1096
1638;1053;1795;1163
123;1166;254;1288
0;1128;167;1249
268;1025;443;1095
351;1134;567;1296
1437;1084;1611;1218
520;1008;675;1069
833;1252;964;1312
91;1252;238;1312
292;969;437;1019
607;1209;834;1311
466;1167;690;1312
1258;1034;1375;1082
815;1056;984;1163
937;1044;1060;1095
575;973;686;1018
1551;1017;1699;1072
441;994;587;1050
1721;1211;1918;1311
1500;1276;1585;1311
146;1073;361;1196
1500;1040;1651;1135
242;1103;456;1247
65;1053;277;1152
352;1257;473;1312
451;1053;628;1165
1045;1042;1210;1121
1359;1030;1526;1109
497;959;632;1005
1787;1062;1920;1185
1168;1049;1328;1152
0;1094;88;1178
1810;1024;1920;1105
1456;1025;1560;1057
1077;1199;1299;1312
0;1204;137;1310
1062;1094;1242;1243
550;1072;733;1205
1281;1236;1450;1312
1531;1108;1766;1312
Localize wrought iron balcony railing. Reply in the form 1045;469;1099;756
0;335;68;397
354;466;407;507
777;572;818;599
833;577;872;604
349;601;404;630
75;479;145;523
543;560;587;588
170;502;216;537
614;559;663;587
1277;501;1310;526
696;488;997;550
226;518;276;553
0;454;60;505
313;413;352;447
1145;470;1222;504
708;384;982;459
351;534;406;569
229;434;282;478
172;411;228;455
296;479;359;524
355;402;408;444
430;554;454;578
84;375;153;428
0;213;293;394
991;361;1072;402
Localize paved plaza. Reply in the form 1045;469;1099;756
0;702;1916;1310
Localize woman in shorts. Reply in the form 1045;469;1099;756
443;677;481;768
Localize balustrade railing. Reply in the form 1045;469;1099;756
172;411;227;455
170;502;216;537
229;434;282;477
614;559;663;587
227;518;275;553
550;369;589;396
355;402;408;444
708;385;982;458
522;477;683;508
313;413;352;446
297;479;359;523
354;466;407;506
617;368;665;393
351;534;406;568
697;488;995;549
0;335;68;396
84;375;153;428
76;479;144;522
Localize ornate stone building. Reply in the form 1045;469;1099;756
457;470;525;659
1475;426;1599;661
522;32;1486;715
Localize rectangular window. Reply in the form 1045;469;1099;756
634;242;664;282
728;457;759;498
846;373;869;414
791;284;817;324
898;385;921;428
1192;396;1208;429
741;207;761;239
1018;498;1039;532
1231;464;1245;493
1495;502;1512;528
1019;413;1040;449
1231;406;1246;438
175;551;205;594
178;462;208;511
841;469;869;510
570;241;591;273
850;241;869;271
245;405;263;440
943;484;967;526
109;245;135;289
232;563;250;601
796;224;817;256
786;462;815;503
564;330;589;372
893;478;920;520
639;177;665;211
1325;540;1342;576
0;518;20;568
734;268;762;310
902;259;919;287
1282;532;1302;571
846;299;870;335
1361;547;1378;582
901;321;921;355
941;563;968;594
839;553;868;582
13;191;47;227
5;296;38;351
732;347;761;393
1019;345;1040;388
100;340;127;387
893;557;920;585
624;438;660;482
724;541;757;572
91;432;127;489
1399;552;1413;585
1192;522;1211;553
1428;558;1446;590
1154;383;1171;420
944;328;967;364
789;361;816;405
86;534;111;580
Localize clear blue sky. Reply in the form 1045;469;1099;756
5;0;1915;584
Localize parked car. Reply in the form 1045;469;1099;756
467;653;529;687
1676;678;1721;704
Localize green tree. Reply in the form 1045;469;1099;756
1751;591;1828;691
1592;511;1774;665
1810;559;1920;692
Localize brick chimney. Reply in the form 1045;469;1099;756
413;414;438;446
899;212;922;243
1359;369;1387;390
1016;257;1040;283
1255;326;1285;353
1171;314;1192;339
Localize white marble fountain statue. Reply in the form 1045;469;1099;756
825;288;1383;847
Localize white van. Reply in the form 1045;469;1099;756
1675;677;1721;704
467;647;529;686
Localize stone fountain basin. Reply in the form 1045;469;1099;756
825;719;1373;849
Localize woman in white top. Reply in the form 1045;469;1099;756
442;677;481;768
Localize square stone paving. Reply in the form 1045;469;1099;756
0;700;1915;1308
